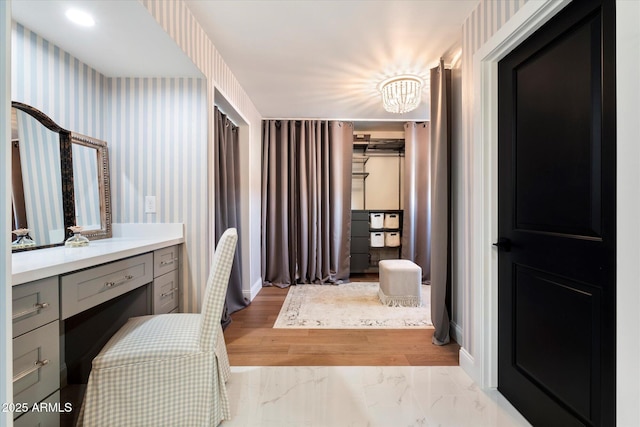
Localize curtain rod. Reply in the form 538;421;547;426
262;118;413;123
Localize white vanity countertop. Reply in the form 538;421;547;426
12;223;184;286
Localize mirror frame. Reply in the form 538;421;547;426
11;101;112;251
70;132;112;241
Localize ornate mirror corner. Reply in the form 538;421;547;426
70;132;112;241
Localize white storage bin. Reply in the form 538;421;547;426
385;232;401;247
370;232;385;247
370;213;384;229
384;213;400;229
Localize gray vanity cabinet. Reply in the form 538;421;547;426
153;245;181;314
11;243;182;424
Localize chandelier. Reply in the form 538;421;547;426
379;75;424;114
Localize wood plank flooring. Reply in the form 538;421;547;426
223;277;460;366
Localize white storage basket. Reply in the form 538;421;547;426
370;213;384;229
384;213;400;229
370;232;385;247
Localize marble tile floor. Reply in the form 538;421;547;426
222;366;532;427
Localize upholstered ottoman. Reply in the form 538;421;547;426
378;259;422;307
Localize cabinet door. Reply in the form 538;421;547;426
13;277;59;338
13;321;60;411
13;391;61;426
153;269;179;314
350;254;370;273
154;245;180;278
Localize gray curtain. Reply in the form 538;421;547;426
430;59;452;345
214;107;247;328
261;120;352;287
402;122;431;283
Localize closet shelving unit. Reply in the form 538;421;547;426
350;134;405;273
350;209;404;273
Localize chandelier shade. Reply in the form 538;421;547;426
379;75;424;114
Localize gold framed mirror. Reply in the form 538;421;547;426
10;101;112;251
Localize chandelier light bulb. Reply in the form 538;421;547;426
379;75;424;114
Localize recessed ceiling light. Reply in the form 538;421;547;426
65;8;95;27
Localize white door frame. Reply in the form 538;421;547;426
464;0;571;389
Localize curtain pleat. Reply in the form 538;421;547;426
262;120;352;287
430;59;452;345
402;122;431;283
214;107;247;328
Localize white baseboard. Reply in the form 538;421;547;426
450;320;463;345
459;347;481;385
243;277;263;302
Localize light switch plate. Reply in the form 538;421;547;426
145;196;156;213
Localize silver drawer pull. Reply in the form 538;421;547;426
12;302;49;321
105;274;134;288
160;258;178;266
160;288;178;298
13;359;49;383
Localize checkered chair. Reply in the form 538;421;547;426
77;228;238;427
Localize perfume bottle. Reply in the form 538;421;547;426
12;229;36;249
65;226;90;248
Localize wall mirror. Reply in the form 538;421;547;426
10;101;112;251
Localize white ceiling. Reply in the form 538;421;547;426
11;0;203;78
11;0;478;127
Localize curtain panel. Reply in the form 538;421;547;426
214;107;247;328
402;122;431;283
430;59;452;345
261;120;353;287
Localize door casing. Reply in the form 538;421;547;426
461;0;573;387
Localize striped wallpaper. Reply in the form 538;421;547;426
142;0;264;311
107;77;208;309
11;23;105;139
141;0;262;121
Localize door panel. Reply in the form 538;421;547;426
513;265;600;421
514;12;602;238
497;0;615;426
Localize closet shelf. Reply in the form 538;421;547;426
352;172;369;178
352;156;369;164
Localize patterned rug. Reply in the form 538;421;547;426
273;282;433;329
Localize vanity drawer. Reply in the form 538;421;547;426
13;321;60;412
12;277;59;338
153;269;180;315
154;245;180;278
13;390;60;426
60;253;153;319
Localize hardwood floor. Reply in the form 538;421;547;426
223;277;460;366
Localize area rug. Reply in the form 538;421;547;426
273;282;433;329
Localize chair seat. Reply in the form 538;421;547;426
93;313;200;369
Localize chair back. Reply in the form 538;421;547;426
200;228;238;351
